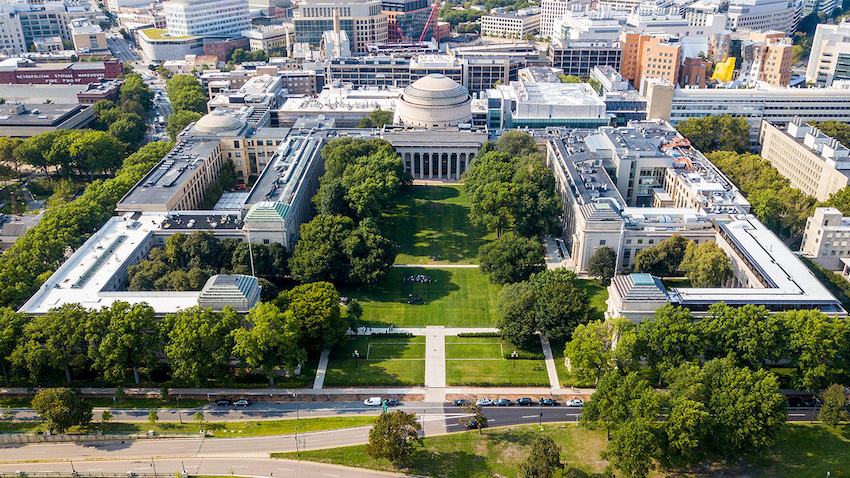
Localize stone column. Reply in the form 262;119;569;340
418;153;424;179
454;153;460;180
426;153;432;179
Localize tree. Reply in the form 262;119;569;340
559;74;581;83
31;388;93;434
632;234;689;276
564;320;614;384
278;282;347;353
119;74;154;111
632;304;703;380
520;436;563;478
675;114;750;154
232;302;305;385
587;246;615;285
784;309;850;390
699;304;786;368
358;109;394;128
11;303;91;383
496;130;539;157
166;110;202;141
812;120;850;149
679;241;732;287
511;155;562;237
479;233;544;284
159;306;241;385
364;410;423;466
88;301;159;384
194;411;204;430
581;371;660;440
0;137;23;178
148;409;159;425
290;214;356;283
819;384;849;427
101;409;114;425
171;89;207;114
459;402;487;433
602;416;659;478
108;113;146;145
497;281;539;345
0;307;25;384
344;218;396;286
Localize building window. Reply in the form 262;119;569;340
263;239;270;244
600;240;606;246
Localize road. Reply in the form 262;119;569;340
106;34;140;64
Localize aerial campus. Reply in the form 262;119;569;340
2;0;850;476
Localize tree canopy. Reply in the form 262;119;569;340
679;241;732;287
587;246;616;285
31;388;92;433
365;410;423;465
675;114;750;154
632;234;689;276
478;233;545;284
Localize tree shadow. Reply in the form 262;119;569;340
344;268;461;309
404;448;491;478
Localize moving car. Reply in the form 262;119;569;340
476;398;494;406
385;398;399;406
364;397;382;406
460;417;484;429
539;398;559;406
213;399;232;407
453;399;470;406
515;397;533;406
234;399;251;407
566;398;583;407
495;398;512;406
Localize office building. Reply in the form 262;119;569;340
549;38;622;76
540;0;592;36
276;84;400;127
801;0;843;16
759;120;850;202
203;37;250;62
137;28;204;61
32;35;62;52
480;7;542;39
475;80;610;129
163;0;250;38
106;0;154;14
802;207;850;270
591;65;648;125
552;8;625;42
725;0;796;33
68;18;107;53
737;33;792;87
242;24;293;54
0;101;94;137
0;58;123;84
0;11;27;55
382;0;432;41
294;0;387;54
644;80;850;146
807;21;850;87
637;36;682;87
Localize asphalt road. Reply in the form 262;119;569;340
106;34;140;63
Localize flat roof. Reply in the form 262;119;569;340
245;134;324;206
0;84;90;104
0;104;86;126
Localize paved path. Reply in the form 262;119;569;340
312;350;330;390
351;327;499;337
392;264;479;268
542;236;569;270
423;327;447;406
539;336;561;390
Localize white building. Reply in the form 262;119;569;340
68;18;108;53
294;0;387;55
552;7;626;42
480;7;542;39
806;20;850;87
725;0;795;33
106;0;154;14
163;0;251;38
541;0;592;36
802;207;850;270
0;11;27;56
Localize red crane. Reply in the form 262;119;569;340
419;0;440;42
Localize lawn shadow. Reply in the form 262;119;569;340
345;268;460;307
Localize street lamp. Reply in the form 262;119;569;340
177;395;183;424
352;349;360;368
291;392;300;421
511;350;518;369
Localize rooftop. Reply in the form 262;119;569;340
245;133;324;206
140;28;196;40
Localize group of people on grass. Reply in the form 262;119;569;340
403;274;433;283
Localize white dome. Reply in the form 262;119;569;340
194;109;245;134
398;74;472;129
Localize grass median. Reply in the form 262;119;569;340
0;416;375;437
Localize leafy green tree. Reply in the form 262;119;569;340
31;388;92;433
459;402;487;433
0;137;22;178
564;320;614;384
344;218;396;286
819;384;849;427
119;74;154;111
171;89;207;114
11;304;91;383
88;301;159;384
469;180;514;237
0;307;25;384
632;304;703;380
364;410;423;466
108;113;146;145
581;371;659;440
784;309;850;390
479;233;544;284
530;268;590;342
278;282;347;353
587;246;616;285
290;214;355;283
559;74;581;83
680;241;732;287
812;120;850;149
675;114;750;153
13;130;69;181
520;436;563;478
497;281;538;345
167;110;202;141
602;415;659;478
101;409;113;425
699;304;786;368
194;411;204;430
632;234;689;276
159;306;241;385
232;302;305;385
511;155;562;237
148;409;159;425
357;109;394;128
496;129;539;157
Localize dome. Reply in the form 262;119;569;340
193;109;246;134
402;74;470;107
398;74;472;130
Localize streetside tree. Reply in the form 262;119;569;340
232;302;305;386
31;388;92;434
364;410;423;466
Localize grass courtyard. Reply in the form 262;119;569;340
445;337;550;387
323;335;426;387
340;266;502;327
385;185;495;265
274;423;850;478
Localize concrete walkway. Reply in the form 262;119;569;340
351;326;499;336
424;326;447;402
539;336;561;390
543;236;569;270
312;349;330;390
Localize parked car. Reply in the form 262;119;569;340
385;398;399;406
495;398;512;406
234;399;251;407
453;399;470;407
364;397;382;406
476;398;494;406
515;397;533;406
539;398;559;406
213;399;232;407
566;398;583;407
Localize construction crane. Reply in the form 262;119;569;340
419;0;441;42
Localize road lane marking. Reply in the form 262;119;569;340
278;468;295;472
323;474;339;477
789;413;806;416
522;415;538;419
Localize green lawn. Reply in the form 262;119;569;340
324;336;426;387
340;267;502;327
273;423;850;478
661;277;692;289
0;397;209;409
445;337;550;387
385;185;496;265
0;416;375;438
577;279;608;322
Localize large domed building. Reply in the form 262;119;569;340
397;74;472;129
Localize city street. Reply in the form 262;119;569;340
106;34;140;64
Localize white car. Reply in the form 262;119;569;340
364;397;382;406
476;398;494;406
567;398;584;407
234;399;250;407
